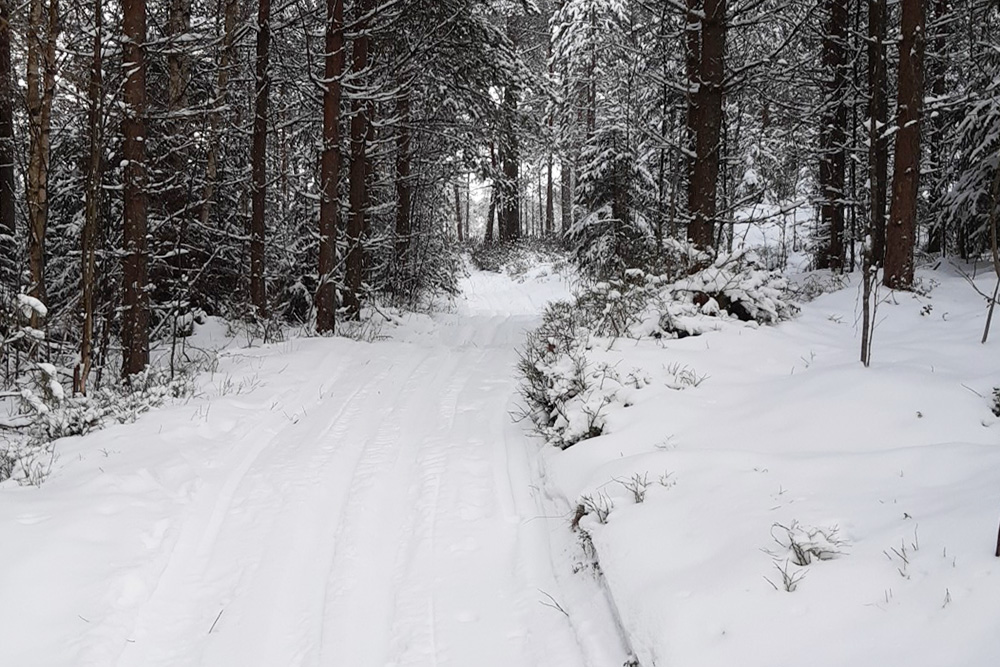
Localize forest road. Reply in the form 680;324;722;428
102;269;619;667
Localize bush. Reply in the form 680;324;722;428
516;246;797;448
1;364;198;485
469;237;568;276
648;248;798;338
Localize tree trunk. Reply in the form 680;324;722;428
166;0;190;204
454;181;464;242
545;156;554;235
78;0;103;394
560;158;572;235
249;0;270;316
486;187;496;244
868;0;888;266
26;0;58;325
925;0;947;255
818;0;848;271
121;0;150;378
499;82;521;242
345;0;373;320
0;0;14;290
316;0;344;334
884;0;925;290
394;90;411;271
201;0;238;227
686;0;726;250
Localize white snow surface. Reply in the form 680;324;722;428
543;266;1000;667
5;261;1000;667
0;264;630;667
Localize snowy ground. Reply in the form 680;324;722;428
4;259;999;667
543;265;1000;667
0;264;629;667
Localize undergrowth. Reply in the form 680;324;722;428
517;246;798;449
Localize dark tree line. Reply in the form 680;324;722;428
0;0;998;393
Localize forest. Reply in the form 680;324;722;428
1;0;997;392
2;1;1000;665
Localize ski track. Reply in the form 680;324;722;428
15;269;623;667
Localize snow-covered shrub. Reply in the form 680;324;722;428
991;387;1000;417
469;238;568;277
1;364;198;485
517;302;637;448
573;269;665;338
647;249;798;338
789;271;849;303
769;521;846;566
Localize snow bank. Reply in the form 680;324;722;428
539;265;1000;667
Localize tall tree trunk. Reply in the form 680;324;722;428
26;0;58;324
249;0;270;316
500;86;520;241
868;0;888;266
201;0;238;227
546;155;554;235
78;0;103;394
393;90;411;272
166;0;191;214
884;0;926;290
121;0;150;378
316;0;343;333
0;0;14;290
925;0;947;255
485;188;496;244
454;181;464;242
487;141;497;243
686;0;726;249
560;158;572;235
818;0;848;271
345;0;373;320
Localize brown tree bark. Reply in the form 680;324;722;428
925;0;947;255
166;0;190;205
78;0;103;394
26;0;58;324
454;182;464;242
485;188;496;244
316;0;344;334
500;83;521;242
394;90;411;268
201;0;238;228
546;155;554;235
249;0;270;317
884;0;926;290
121;0;150;378
560;158;572;235
868;0;888;265
686;0;726;250
818;0;848;271
0;0;14;289
345;0;374;320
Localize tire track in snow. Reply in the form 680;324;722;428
112;351;410;667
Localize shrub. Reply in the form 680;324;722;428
1;364;198;485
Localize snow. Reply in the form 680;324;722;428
540;265;1000;667
2;259;998;667
17;293;48;317
0;262;629;667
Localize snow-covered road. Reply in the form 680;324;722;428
0;266;628;667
